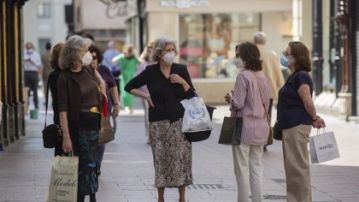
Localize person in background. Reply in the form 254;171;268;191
253;32;285;152
89;45;120;176
277;41;326;202
48;43;65;156
125;37;195;202
24;42;43;110
102;41;120;73
58;35;106;202
103;41;122;95
137;42;154;143
41;42;52;97
113;45;140;113
225;42;270;202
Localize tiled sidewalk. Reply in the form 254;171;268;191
0;105;359;202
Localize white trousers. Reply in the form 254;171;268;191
232;144;264;202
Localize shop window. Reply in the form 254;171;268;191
179;13;260;78
37;3;51;19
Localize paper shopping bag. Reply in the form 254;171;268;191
181;97;212;133
309;131;340;164
47;155;79;202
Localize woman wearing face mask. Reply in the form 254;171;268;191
224;42;271;202
57;35;106;202
125;37;196;202
277;41;325;202
88;45;120;176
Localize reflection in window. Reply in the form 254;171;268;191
179;13;260;78
37;3;51;18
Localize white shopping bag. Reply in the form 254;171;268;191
309;131;340;164
47;155;79;202
181;97;212;133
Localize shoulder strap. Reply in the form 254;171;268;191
44;78;51;128
253;72;271;126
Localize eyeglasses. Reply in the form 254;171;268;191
147;46;153;49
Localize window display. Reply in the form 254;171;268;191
179;13;260;78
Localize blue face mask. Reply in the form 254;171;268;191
280;54;289;67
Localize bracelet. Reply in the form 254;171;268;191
113;103;120;106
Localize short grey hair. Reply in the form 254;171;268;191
59;35;92;70
253;32;267;45
151;36;177;62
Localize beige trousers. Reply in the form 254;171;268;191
282;124;312;202
232;144;264;202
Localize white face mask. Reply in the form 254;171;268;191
233;58;245;69
82;51;93;66
163;51;176;65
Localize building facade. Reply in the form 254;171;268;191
23;0;72;53
74;0;128;48
127;0;292;103
311;0;358;118
0;0;28;150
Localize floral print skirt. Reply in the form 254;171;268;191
149;119;193;188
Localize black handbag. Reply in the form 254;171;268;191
184;105;216;142
42;80;62;148
218;116;242;145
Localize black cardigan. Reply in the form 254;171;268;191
125;63;196;122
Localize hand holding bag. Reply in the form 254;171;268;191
309;130;340;163
42;79;62;148
47;153;79;202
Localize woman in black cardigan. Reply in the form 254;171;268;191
125;37;195;202
47;43;64;156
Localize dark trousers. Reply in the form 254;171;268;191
25;71;39;109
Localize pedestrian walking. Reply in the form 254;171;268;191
253;32;285;152
24;42;42;110
224;42;271;202
137;42;154;143
125;36;195;202
103;40;122;95
277;41;326;202
48;42;65;156
41;42;52;97
89;45;120;176
102;40;120;73
57;35;106;202
115;45;140;113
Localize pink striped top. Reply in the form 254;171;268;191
230;70;271;145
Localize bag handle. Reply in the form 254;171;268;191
253;73;271;127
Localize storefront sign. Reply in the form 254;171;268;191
160;0;209;8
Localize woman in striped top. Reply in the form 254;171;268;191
225;42;270;202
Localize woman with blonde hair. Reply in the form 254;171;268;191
57;35;106;202
125;37;195;202
114;45;140;113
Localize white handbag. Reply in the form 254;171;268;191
309;130;340;164
181;97;212;133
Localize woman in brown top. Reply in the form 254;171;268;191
57;35;106;202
